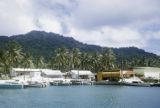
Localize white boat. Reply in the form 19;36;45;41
122;76;143;83
0;80;24;89
71;80;82;85
24;81;47;88
50;79;71;86
122;77;151;87
12;74;48;88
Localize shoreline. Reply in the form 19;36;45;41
94;81;160;87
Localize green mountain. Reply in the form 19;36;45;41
0;30;159;64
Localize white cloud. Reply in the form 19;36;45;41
70;0;160;29
0;0;35;35
0;0;160;55
68;26;146;48
37;16;62;33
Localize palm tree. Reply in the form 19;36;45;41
91;52;102;73
0;49;10;74
138;56;147;67
71;48;81;70
48;56;56;69
6;41;22;68
21;53;34;69
101;48;116;71
54;47;70;72
80;52;88;70
85;53;96;71
35;56;45;68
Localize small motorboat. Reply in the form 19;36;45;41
24;81;47;88
122;77;151;87
50;80;71;86
0;80;24;89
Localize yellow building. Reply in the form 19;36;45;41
97;71;120;81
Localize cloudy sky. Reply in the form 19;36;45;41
0;0;160;55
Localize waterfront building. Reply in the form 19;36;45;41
11;68;40;77
133;67;160;79
11;68;64;82
41;69;63;79
70;70;95;81
41;69;64;82
96;71;120;81
11;68;42;81
122;70;135;78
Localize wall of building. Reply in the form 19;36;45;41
144;72;160;79
133;67;160;79
97;72;120;81
133;68;145;76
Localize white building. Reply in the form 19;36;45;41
133;67;160;79
11;68;40;77
41;69;64;79
11;68;63;82
70;70;95;81
11;68;42;81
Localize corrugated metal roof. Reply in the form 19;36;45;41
12;68;63;75
12;68;40;72
71;70;94;75
41;69;62;76
134;67;160;70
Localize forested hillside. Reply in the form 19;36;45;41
0;31;159;73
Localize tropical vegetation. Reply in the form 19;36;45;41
0;31;160;75
0;40;160;75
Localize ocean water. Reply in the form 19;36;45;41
0;85;160;108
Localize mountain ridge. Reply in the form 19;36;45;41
0;30;158;61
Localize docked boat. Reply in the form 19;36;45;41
12;73;48;88
81;80;94;85
122;77;151;87
50;79;71;86
124;82;151;87
0;81;24;89
24;81;47;88
70;80;82;85
150;83;160;87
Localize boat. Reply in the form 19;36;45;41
0;81;24;89
12;74;48;88
122;77;151;87
24;81;47;88
150;83;160;87
124;82;151;87
81;81;92;85
50;80;71;86
81;80;94;85
71;80;82;85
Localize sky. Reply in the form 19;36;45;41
0;0;160;55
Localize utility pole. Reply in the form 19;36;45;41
120;59;124;82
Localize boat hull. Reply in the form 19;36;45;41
0;84;24;89
124;82;151;87
151;83;160;87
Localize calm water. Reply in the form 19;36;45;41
0;85;160;108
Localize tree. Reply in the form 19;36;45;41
71;48;81;70
21;53;34;69
0;50;10;74
82;53;92;70
53;47;70;72
0;41;23;74
6;41;22;68
91;52;102;73
101;48;116;71
80;52;88;70
35;56;45;68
